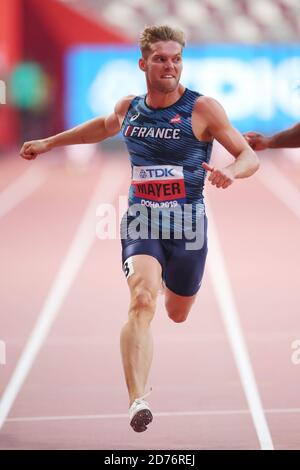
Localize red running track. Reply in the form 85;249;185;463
0;146;299;449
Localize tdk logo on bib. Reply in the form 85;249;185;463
139;168;175;179
133;166;183;181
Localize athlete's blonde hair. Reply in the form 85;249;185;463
139;25;186;57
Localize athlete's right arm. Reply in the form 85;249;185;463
20;95;134;160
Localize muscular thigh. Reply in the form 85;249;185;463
125;254;163;296
163;237;208;297
121;234;166;296
162;213;208;297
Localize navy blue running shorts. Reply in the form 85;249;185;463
121;214;208;297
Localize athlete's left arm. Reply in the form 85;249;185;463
195;97;260;189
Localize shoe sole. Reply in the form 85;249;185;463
130;409;153;433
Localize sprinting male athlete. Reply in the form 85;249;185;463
20;25;259;433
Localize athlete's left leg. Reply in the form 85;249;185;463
163;214;208;322
165;288;197;323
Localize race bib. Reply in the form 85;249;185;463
132;165;186;206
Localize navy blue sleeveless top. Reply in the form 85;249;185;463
122;88;212;207
121;88;213;230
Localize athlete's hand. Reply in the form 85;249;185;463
202;162;234;189
243;132;270;151
20;139;51;160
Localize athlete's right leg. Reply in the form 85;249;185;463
120;254;162;407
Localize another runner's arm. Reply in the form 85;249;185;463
20;96;133;160
197;96;259;179
244;122;300;150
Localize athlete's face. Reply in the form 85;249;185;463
139;41;183;93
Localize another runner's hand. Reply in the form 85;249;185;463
202;162;234;189
20;139;51;160
243;132;270;150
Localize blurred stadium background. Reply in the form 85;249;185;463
1;0;300;450
1;0;300;149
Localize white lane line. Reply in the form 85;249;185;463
0;167;47;219
6;407;300;424
0;160;126;429
6;410;249;423
258;158;300;219
205;200;274;450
